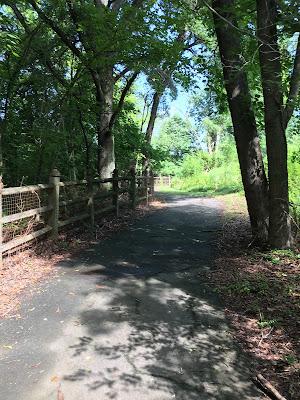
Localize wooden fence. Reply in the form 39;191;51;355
154;175;172;187
0;169;154;264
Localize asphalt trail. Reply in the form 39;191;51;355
0;195;262;400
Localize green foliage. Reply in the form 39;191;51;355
153;114;198;173
0;0;195;184
1;0;300;243
158;123;300;228
225;276;270;297
283;354;298;366
257;315;278;329
171;136;243;194
288;136;300;227
114;94;144;173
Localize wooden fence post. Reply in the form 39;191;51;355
150;170;154;196
129;167;136;209
0;176;3;266
145;169;149;206
112;169;119;217
49;168;60;238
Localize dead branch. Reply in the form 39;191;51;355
252;373;287;400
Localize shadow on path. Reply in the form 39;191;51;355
0;195;262;400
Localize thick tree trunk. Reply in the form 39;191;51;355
98;132;115;179
213;0;269;242
256;0;292;248
143;91;161;171
96;68;115;179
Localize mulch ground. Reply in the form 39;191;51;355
0;199;165;320
209;194;300;400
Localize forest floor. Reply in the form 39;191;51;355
210;193;300;400
0;194;264;400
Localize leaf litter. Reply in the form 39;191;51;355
207;194;300;399
0;198;164;320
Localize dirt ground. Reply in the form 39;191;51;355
210;193;300;400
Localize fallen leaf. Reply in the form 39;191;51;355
3;345;13;350
50;375;60;383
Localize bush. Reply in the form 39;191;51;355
172;138;243;194
288;136;300;228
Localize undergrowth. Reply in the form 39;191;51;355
208;193;300;399
160;137;300;227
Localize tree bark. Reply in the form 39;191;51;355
145;92;161;143
95;69;138;179
95;68;115;179
256;0;292;248
142;91;162;171
213;0;269;242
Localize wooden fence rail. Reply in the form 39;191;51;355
0;169;154;264
154;175;172;187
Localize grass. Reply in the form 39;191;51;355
157;185;244;198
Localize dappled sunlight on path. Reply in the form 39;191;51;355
0;195;262;400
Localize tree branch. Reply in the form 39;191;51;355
9;3;30;33
109;72;139;129
110;0;126;11
27;0;83;61
200;0;276;51
66;0;94;56
114;67;131;82
7;4;79;91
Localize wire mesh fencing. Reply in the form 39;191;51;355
1;185;52;257
0;170;155;263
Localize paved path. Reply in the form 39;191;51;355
0;195;262;400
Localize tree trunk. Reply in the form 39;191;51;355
98;131;115;179
143;91;161;171
256;0;292;248
213;0;269;242
96;68;115;179
145;92;161;143
206;130;218;154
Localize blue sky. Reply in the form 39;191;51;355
169;89;191;117
135;73;205;139
152;88;191;137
